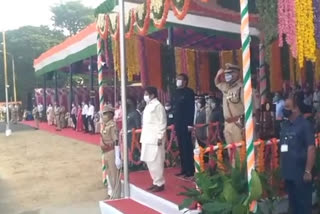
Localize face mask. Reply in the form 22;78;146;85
282;109;292;118
225;73;233;82
144;95;150;103
211;103;216;109
197;102;202;109
176;80;183;87
165;106;171;111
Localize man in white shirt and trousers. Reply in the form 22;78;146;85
87;101;95;134
140;87;167;192
82;101;89;133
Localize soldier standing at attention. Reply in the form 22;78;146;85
59;105;66;129
100;105;122;199
32;105;40;130
54;103;61;131
215;63;244;144
11;104;19;124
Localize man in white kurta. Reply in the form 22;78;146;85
140;87;167;192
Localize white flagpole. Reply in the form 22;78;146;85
118;0;130;197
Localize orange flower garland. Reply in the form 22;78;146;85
239;141;246;168
216;142;225;172
271;138;279;170
135;0;151;36
171;0;191;20
152;0;170;29
109;13;119;40
125;9;135;39
96;14;109;40
257;139;265;173
199;146;205;172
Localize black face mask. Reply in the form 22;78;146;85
282;109;293;118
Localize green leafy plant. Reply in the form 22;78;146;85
179;156;265;214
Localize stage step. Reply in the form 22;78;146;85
99;199;160;214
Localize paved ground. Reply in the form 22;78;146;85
0;122;105;214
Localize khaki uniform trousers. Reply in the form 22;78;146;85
104;149;121;199
224;122;243;144
55;115;61;130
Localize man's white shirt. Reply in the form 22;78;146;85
82;104;89;116
87;105;95;117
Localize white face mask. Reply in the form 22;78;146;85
144;95;150;103
165;106;171;111
197;103;202;109
225;73;233;82
176;79;183;88
211;103;216;109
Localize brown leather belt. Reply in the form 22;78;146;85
225;116;242;123
101;143;114;153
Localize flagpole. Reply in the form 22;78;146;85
118;0;130;197
2;31;11;136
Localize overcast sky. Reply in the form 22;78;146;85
0;0;104;31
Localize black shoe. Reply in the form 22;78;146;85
147;185;157;191
151;185;165;192
175;172;185;177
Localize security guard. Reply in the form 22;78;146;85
280;95;315;214
215;63;244;144
54;103;61;131
32;105;40;129
100;105;121;199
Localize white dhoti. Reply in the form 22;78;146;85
140;143;165;187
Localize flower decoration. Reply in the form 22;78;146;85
295;0;316;67
96;14;109;40
171;0;191;20
313;0;320;48
257;139;265;173
216;142;225;172
135;0;151;35
151;0;170;29
125;9;135;39
240;141;246;168
109;13;119;40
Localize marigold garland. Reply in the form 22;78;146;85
270;138;279;170
239;141;246;168
135;0;151;35
295;0;316;67
125;9;135;39
199;146;205;172
152;0;170;29
126;35;140;81
112;39;120;78
257;139;265;173
171;0;191;20
186;49;196;91
216;142;225;172
109;13;119;40
96;14;109;40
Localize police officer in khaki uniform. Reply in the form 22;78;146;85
100;105;121;199
32;105;40;129
54;104;61;131
59;105;66;129
215;63;244;144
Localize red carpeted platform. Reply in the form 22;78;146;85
21;121;100;145
106;199;160;214
129;168;194;205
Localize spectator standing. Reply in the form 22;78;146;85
76;105;83;132
140;87;167;192
87;101;95;134
280;94;315;214
71;103;77;130
32;105;40;130
172;73;195;178
82;102;89;133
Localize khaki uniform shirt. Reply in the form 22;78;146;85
216;80;244;120
101;120;118;145
54;107;60;116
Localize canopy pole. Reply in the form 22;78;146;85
119;0;130;197
43;73;47;120
69;65;73;111
55;71;58;104
90;56;94;104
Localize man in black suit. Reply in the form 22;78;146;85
172;73;195;178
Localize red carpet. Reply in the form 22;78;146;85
129;168;195;205
21;121;100;145
106;199;160;214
